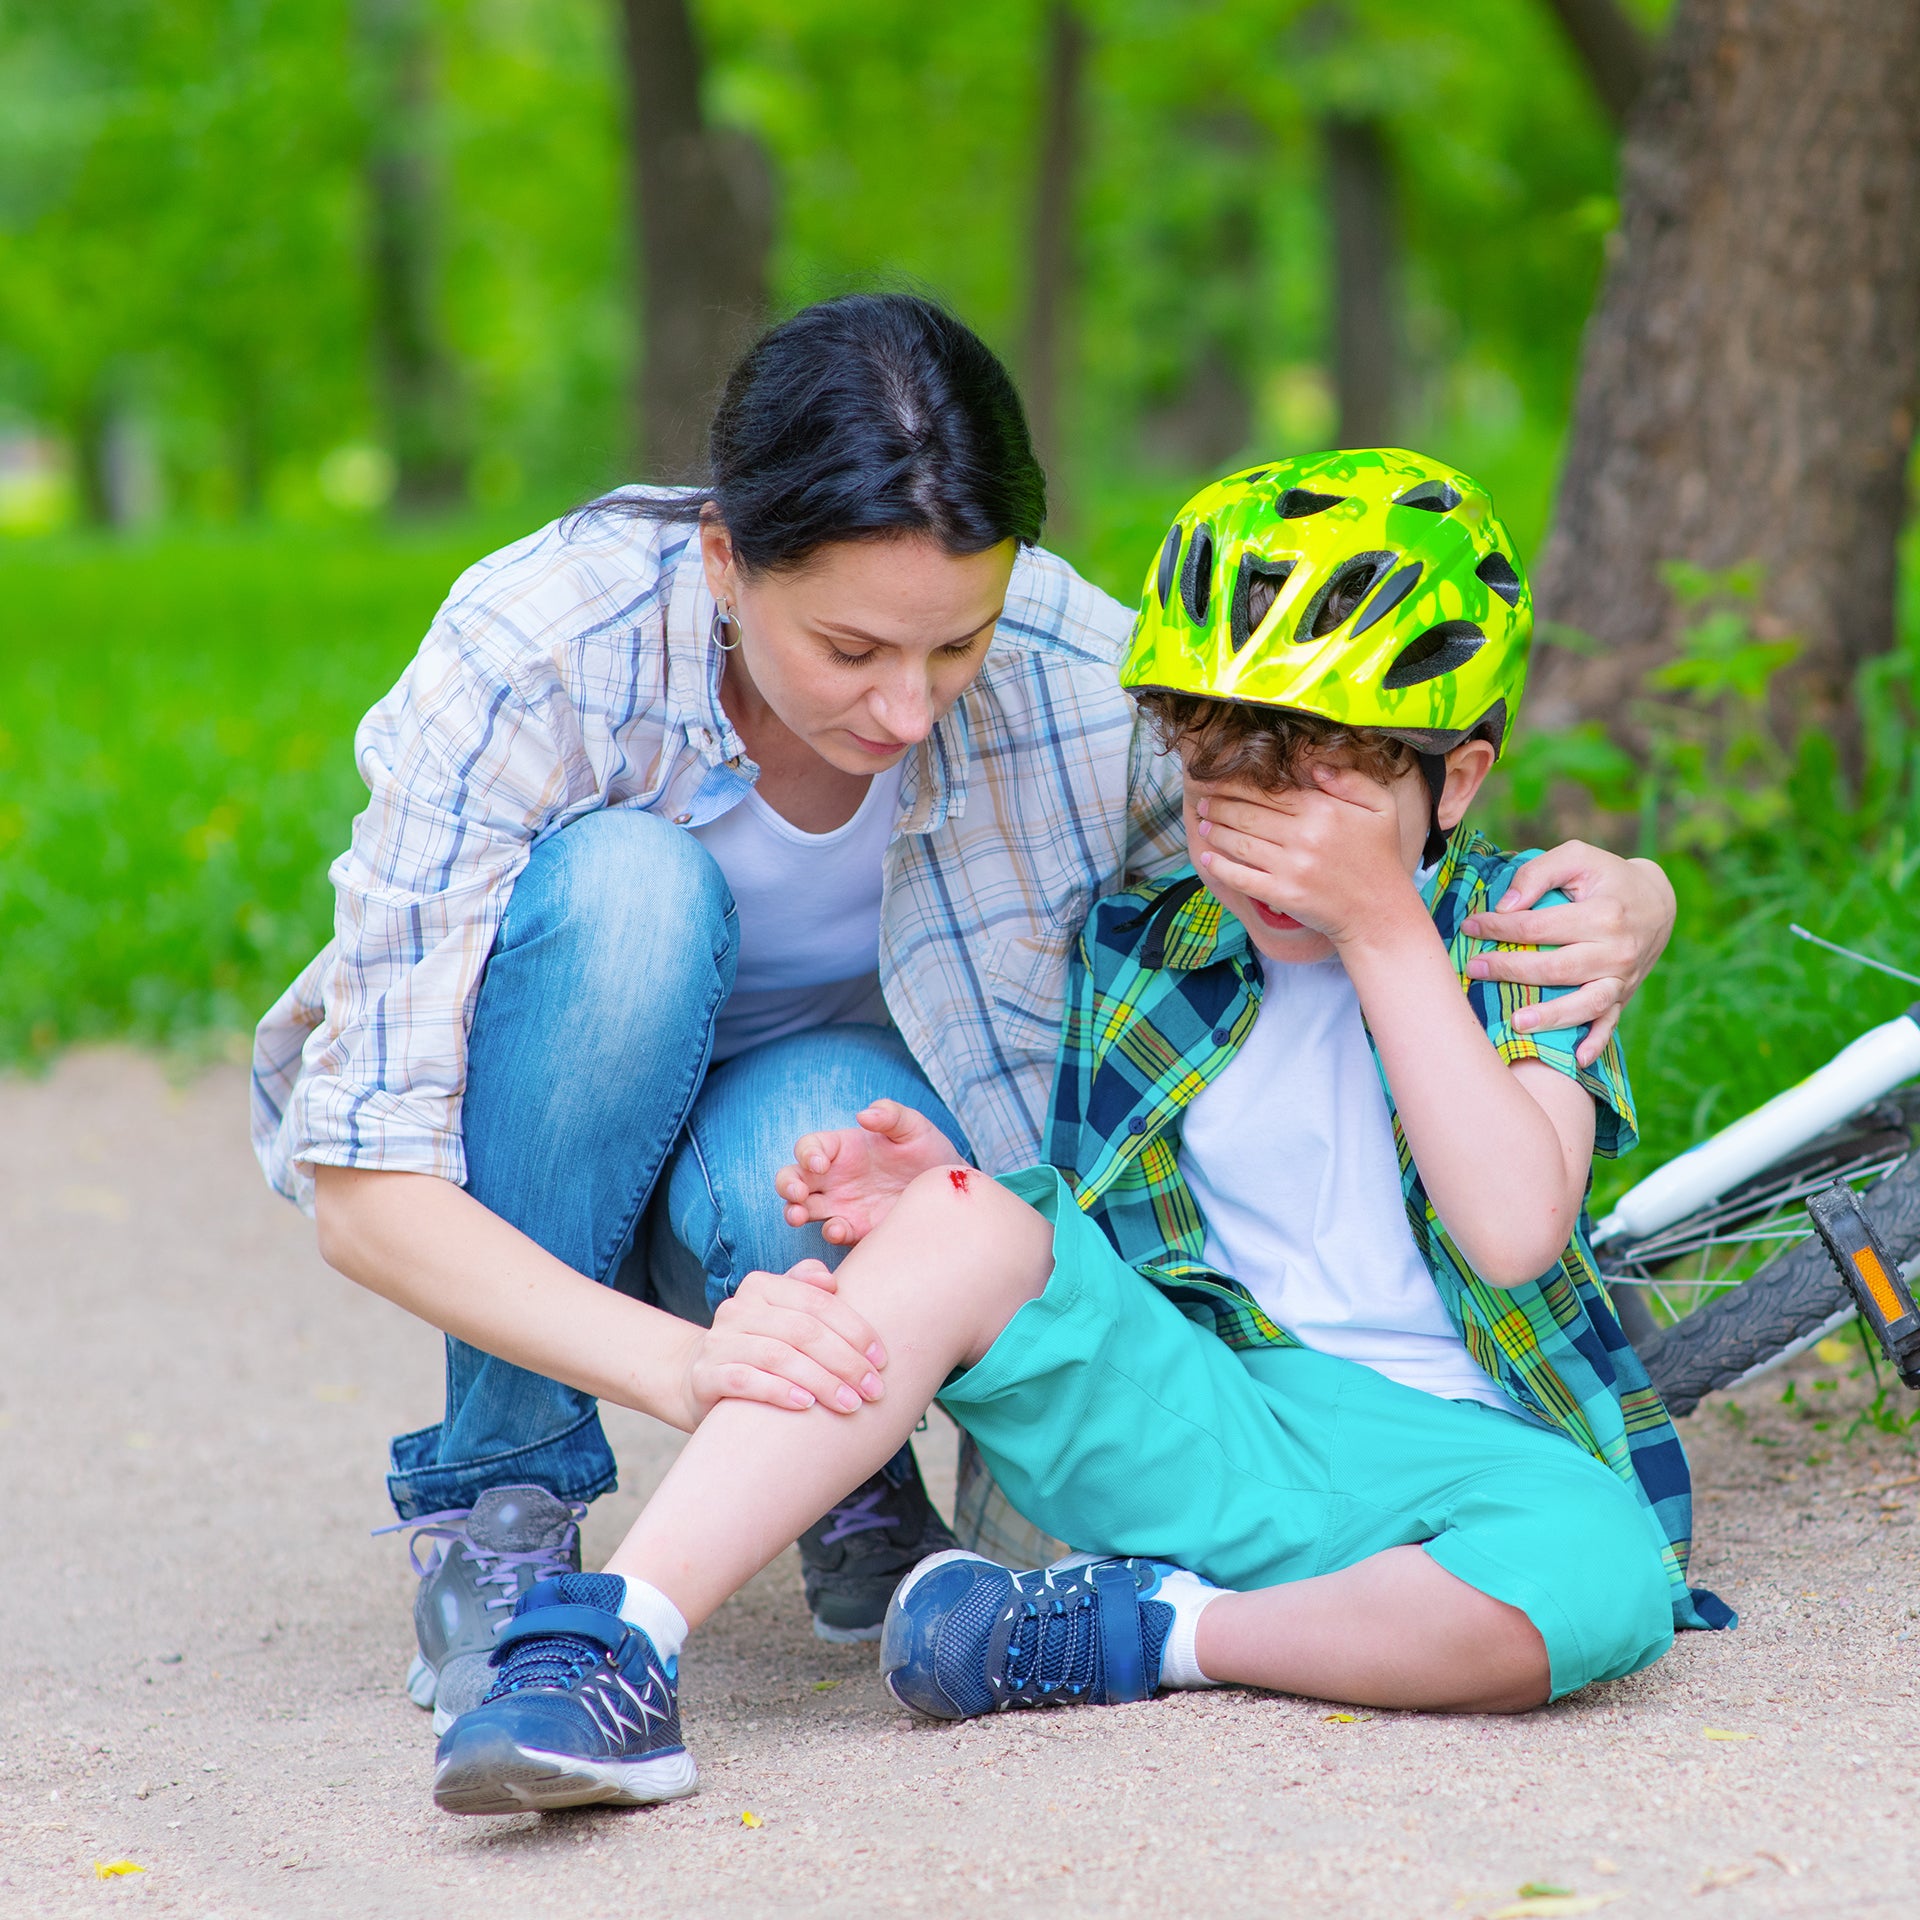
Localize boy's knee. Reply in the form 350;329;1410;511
891;1166;1053;1309
1526;1468;1675;1690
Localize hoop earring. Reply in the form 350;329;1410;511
711;604;741;653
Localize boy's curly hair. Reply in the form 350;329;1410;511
1134;691;1417;791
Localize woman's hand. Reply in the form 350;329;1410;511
1461;843;1676;1065
775;1099;963;1246
676;1259;889;1428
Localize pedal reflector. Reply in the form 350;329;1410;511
1805;1182;1920;1391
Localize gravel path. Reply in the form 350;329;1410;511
3;1049;1917;1918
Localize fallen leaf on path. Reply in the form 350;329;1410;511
1518;1887;1573;1899
1695;1863;1759;1893
92;1861;145;1879
1702;1728;1754;1741
1487;1896;1617;1918
810;1680;840;1692
1323;1712;1356;1723
1755;1851;1799;1875
739;1810;762;1829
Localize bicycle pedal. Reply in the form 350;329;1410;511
1805;1183;1920;1391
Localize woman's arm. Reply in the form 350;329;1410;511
1461;844;1675;1065
312;1166;890;1431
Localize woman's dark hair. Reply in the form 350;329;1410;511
602;293;1045;572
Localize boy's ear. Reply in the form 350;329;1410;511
1436;739;1497;829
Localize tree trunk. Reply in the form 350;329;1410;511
1022;1;1088;524
360;0;466;511
619;0;774;480
1324;114;1399;449
1537;0;1654;126
1532;0;1920;753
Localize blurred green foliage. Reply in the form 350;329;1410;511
0;0;1667;543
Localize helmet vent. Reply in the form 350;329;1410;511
1350;559;1423;637
1383;621;1485;688
1230;557;1296;652
1277;488;1345;519
1476;552;1523;607
1396;480;1462;513
1155;524;1184;608
1181;522;1215;623
1299;551;1394;642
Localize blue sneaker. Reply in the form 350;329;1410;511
432;1574;698;1815
881;1550;1175;1720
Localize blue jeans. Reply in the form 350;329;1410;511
384;808;968;1520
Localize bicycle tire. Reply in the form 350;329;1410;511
1636;1148;1920;1416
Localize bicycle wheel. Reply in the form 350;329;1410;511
1600;1091;1920;1416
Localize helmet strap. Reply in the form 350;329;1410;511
1416;752;1451;868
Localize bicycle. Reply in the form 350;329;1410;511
1594;929;1920;1417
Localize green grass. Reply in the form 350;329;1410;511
0;521;523;1062
4;516;1919;1214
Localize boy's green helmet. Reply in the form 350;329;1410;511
1121;448;1531;755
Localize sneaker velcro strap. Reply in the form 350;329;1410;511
494;1605;631;1659
1091;1561;1149;1703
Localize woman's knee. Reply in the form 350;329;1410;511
500;809;735;1001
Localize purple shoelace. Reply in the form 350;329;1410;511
816;1486;897;1547
372;1501;586;1621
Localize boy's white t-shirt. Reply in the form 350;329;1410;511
1176;949;1517;1413
692;766;903;1062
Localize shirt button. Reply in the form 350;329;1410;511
673;812;692;825
1212;1026;1232;1044
1127;1117;1148;1136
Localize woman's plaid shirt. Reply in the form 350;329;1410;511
1044;829;1732;1633
249;495;1185;1210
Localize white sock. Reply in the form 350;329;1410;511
1152;1567;1229;1690
614;1577;688;1664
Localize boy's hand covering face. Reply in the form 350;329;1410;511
1193;764;1426;955
775;1098;964;1247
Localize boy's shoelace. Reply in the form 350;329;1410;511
1001;1573;1104;1702
488;1630;606;1697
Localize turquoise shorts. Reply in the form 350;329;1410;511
937;1167;1675;1700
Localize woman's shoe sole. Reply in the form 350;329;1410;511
433;1728;699;1815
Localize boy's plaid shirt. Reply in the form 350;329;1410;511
1045;827;1732;1634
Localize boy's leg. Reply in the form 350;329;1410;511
431;1167;1054;1814
645;1023;973;1642
1192;1545;1549;1711
604;1166;1051;1621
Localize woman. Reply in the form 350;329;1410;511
252;293;1674;1728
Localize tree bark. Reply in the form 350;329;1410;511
1537;0;1655;126
1022;1;1088;522
1532;0;1920;751
1324;115;1399;449
359;0;466;511
619;0;774;480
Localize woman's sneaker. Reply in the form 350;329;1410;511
377;1485;586;1733
797;1452;958;1643
880;1550;1175;1720
432;1574;698;1815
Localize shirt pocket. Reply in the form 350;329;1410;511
982;927;1075;1058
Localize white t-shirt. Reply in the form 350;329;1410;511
692;765;903;1062
1176;952;1515;1412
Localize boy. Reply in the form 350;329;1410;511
430;451;1730;1815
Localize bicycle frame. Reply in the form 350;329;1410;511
1591;1006;1920;1250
